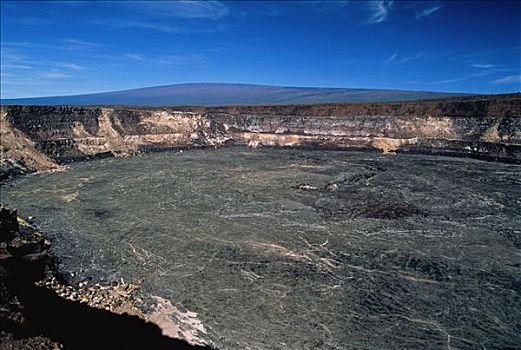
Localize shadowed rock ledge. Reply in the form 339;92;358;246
0;206;212;349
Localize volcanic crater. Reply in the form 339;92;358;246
1;94;521;349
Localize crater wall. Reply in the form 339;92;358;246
1;93;520;176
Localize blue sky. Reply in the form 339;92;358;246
1;0;520;98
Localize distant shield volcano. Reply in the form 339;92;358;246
0;83;465;106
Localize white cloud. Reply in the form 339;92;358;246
367;0;393;24
416;5;442;19
384;53;397;64
127;1;229;19
396;53;423;64
307;1;350;13
1;64;33;69
125;53;146;61
94;20;185;33
92;19;227;34
4;39;100;51
38;71;70;78
494;74;521;84
125;53;206;65
429;69;510;85
21;18;54;25
384;52;422;65
431;77;468;85
56;62;84;70
61;39;99;50
472;63;496;69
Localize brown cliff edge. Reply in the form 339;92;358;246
1;93;520;180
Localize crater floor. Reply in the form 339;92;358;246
3;148;521;349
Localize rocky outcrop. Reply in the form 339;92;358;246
0;206;50;279
0;110;64;180
0;206;211;349
1;93;520;173
0;206;55;349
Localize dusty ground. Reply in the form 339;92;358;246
2;147;520;349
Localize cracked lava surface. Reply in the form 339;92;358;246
2;147;521;349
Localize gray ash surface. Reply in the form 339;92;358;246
2;148;521;349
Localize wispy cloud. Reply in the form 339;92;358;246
494;74;521;84
125;1;229;19
472;63;496;69
431;77;468;85
396;53;423;64
430;68;509;85
1;70;71;88
61;39;99;50
307;1;350;13
56;62;84;70
51;1;86;7
21;18;54;25
0;78;57;86
106;20;184;33
125;53;146;61
3;39;100;51
125;53;206;66
91;19;227;34
0;44;84;86
367;0;393;24
1;48;34;77
384;52;422;65
1;64;33;70
236;6;281;19
38;71;70;79
416;5;442;19
384;53;397;64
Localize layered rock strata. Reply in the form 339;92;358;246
1;93;520;175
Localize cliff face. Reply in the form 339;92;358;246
1;94;520;175
0;109;64;179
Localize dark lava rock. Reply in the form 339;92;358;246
296;183;318;191
0;206;211;350
0;207;19;243
0;160;31;182
0;206;50;275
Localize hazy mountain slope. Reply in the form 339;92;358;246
1;83;465;106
